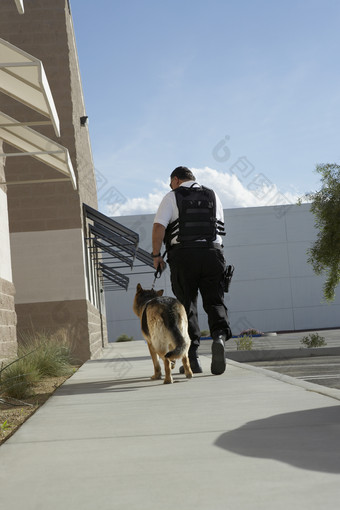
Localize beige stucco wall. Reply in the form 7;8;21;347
10;229;87;304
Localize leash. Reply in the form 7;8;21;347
151;251;167;289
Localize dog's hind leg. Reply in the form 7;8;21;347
147;342;162;380
182;354;193;379
162;356;173;384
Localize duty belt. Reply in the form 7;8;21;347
169;241;223;250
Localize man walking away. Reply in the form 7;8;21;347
151;166;232;375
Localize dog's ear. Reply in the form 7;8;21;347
157;289;164;296
136;283;142;292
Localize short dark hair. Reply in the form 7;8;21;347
170;166;196;181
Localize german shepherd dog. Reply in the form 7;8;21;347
133;283;193;384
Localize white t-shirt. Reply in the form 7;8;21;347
154;181;224;246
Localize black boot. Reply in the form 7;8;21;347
179;356;203;374
211;330;227;375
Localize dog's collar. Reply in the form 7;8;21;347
141;297;156;315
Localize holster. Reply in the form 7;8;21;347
223;265;234;293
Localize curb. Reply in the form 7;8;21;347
226;358;340;402
225;346;340;363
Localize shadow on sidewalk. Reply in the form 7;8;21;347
215;406;340;473
57;377;159;395
57;375;192;395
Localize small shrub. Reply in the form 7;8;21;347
200;330;210;337
300;333;327;349
1;420;11;431
239;328;262;337
116;334;134;342
235;335;253;351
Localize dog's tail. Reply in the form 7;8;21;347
162;307;188;360
165;333;186;359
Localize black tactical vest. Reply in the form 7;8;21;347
164;184;225;250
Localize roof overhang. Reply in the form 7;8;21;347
0;38;60;136
0;111;77;189
14;0;24;14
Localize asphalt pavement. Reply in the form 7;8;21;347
249;356;340;390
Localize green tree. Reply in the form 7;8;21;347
301;163;340;301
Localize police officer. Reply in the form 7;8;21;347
151;166;232;375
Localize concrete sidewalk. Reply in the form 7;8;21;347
0;340;340;510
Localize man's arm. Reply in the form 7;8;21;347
152;222;166;270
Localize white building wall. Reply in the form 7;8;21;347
0;189;13;283
105;203;340;341
0;187;17;359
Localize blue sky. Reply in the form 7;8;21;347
70;0;340;216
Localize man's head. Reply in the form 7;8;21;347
170;166;196;189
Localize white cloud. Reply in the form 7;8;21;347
106;180;168;216
192;167;299;209
107;191;165;216
105;166;300;216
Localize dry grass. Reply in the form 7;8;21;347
0;330;75;400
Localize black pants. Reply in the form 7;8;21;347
168;246;231;357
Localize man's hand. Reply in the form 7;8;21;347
153;255;166;272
